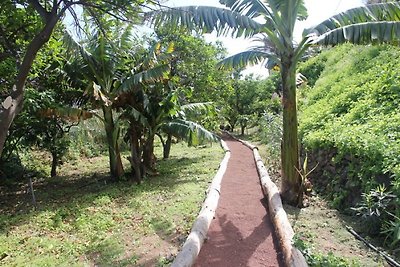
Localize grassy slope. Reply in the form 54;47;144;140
299;44;400;195
0;142;223;266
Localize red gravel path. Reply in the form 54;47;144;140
194;135;284;267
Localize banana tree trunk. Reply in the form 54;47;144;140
0;15;59;157
102;106;124;180
280;56;302;206
143;133;156;173
163;134;172;159
129;124;142;183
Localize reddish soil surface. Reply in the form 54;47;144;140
194;135;284;267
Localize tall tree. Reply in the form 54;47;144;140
0;0;149;158
148;0;309;205
148;0;400;206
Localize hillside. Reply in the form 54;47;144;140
298;44;400;256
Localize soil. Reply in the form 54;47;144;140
194;135;284;267
284;195;388;266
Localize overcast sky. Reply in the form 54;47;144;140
166;0;365;77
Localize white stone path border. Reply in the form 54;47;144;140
171;135;307;267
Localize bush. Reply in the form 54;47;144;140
257;112;282;176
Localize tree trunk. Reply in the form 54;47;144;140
143;133;156;173
51;151;57;177
129;124;142;183
163;134;172;159
240;125;245;136
280;56;302;207
0;11;59;157
103;106;124;180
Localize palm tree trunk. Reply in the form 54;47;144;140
102;106;124;180
280;57;302;206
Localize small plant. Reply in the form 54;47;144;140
295;154;318;196
381;213;400;249
352;185;396;235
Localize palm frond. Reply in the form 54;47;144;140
127;106;150;128
163;119;219;146
181;102;214;112
314;21;400;45
219;0;270;20
217;50;279;70
309;2;400;36
63;31;99;75
147;6;263;38
180;102;215;118
118;64;170;94
63;31;115;90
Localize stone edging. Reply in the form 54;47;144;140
226;132;307;267
171;140;231;267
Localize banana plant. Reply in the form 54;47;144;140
147;0;400;206
160;102;219;159
64;22;169;181
147;0;310;205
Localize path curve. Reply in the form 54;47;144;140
194;135;284;267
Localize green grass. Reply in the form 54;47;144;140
0;141;223;266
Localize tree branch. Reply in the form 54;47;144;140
28;0;49;22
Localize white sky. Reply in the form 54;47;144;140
166;0;365;77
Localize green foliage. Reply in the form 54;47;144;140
258;112;282;166
0;1;42;94
221;73;280;133
352;185;397;235
382;214;400;249
155;26;230;104
294;233;361;267
300;44;400;203
351;184;400;249
299;43;400;254
298;53;328;87
68;117;109;158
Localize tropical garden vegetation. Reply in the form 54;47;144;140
1;0;400;265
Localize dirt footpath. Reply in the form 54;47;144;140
194;136;284;267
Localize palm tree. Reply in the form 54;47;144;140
148;0;400;206
148;0;309;205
